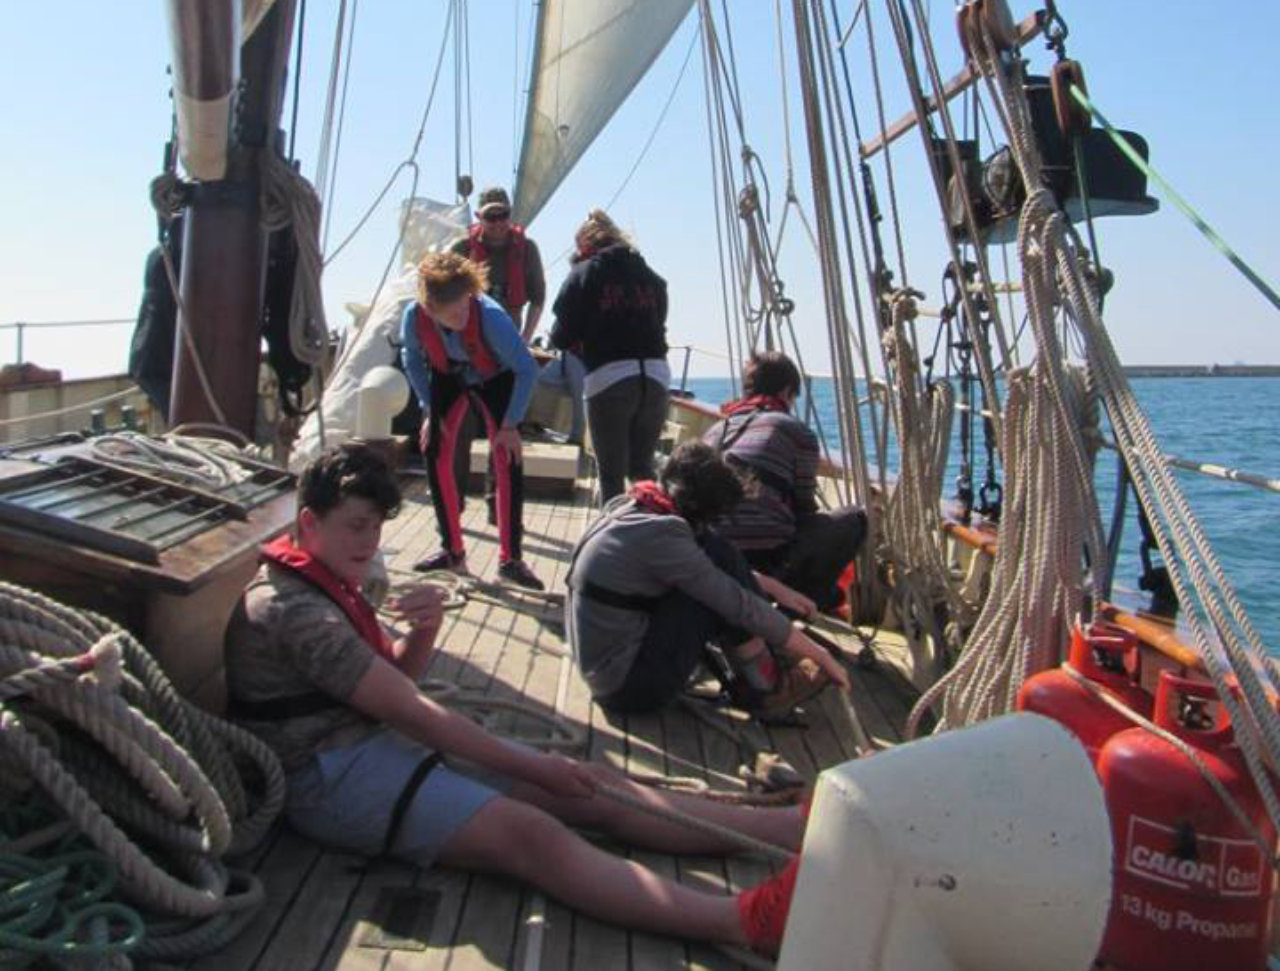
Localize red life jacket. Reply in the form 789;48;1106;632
414;298;499;379
260;534;395;662
628;481;678;516
720;394;791;417
468;223;528;312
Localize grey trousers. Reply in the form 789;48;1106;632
587;375;669;503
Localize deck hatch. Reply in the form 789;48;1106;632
0;455;294;563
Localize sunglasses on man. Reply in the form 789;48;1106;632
481;209;511;222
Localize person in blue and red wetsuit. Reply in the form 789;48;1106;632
449;187;548;518
400;252;543;590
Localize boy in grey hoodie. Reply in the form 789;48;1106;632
566;443;850;713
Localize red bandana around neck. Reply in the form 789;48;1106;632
628;481;678;516
720;394;791;417
261;535;395;661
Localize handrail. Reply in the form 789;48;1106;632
941;512;1206;673
1;318;133;367
953;401;1280;497
1095;439;1280;495
0;319;134;329
1097;603;1204;674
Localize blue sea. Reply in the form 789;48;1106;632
683;376;1280;651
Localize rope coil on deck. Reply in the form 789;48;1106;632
0;581;285;966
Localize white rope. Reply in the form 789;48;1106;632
259;153;329;368
312;0;349;215
0;582;284;919
907;306;1103;736
948;19;1280;847
88;432;253;491
877;291;963;676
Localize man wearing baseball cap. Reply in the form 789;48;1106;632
451;187;546;342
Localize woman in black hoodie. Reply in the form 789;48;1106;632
550;210;670;503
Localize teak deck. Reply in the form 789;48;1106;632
186;474;917;971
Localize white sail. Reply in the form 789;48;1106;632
513;0;694;226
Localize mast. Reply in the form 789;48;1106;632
168;0;298;438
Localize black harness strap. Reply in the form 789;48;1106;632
577;579;663;613
226;691;342;721
382;753;444;857
565;500;678;615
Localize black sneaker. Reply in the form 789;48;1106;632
487;497;498;527
497;559;545;591
413;549;467;573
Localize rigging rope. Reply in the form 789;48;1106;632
1069;85;1280;316
313;0;349;225
697;0;748;395
323;0;455;269
789;0;875;516
912;19;1280;855
879;0;1008;443
877;291;962;684
603;22;701;214
319;0;361;256
323;0;457;393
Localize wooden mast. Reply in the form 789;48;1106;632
170;0;298;438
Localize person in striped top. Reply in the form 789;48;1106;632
704;352;867;612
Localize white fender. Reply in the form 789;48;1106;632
778;712;1113;971
355;366;410;441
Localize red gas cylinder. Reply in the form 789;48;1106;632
836;560;858;621
1097;672;1276;971
1016;620;1153;764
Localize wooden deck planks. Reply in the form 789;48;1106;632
188;828;322;971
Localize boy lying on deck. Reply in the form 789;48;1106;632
224;443;800;955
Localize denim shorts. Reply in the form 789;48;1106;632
285;728;507;866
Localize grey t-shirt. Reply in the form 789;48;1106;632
224;564;379;773
566;497;793;697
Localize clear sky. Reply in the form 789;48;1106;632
2;1;1277;380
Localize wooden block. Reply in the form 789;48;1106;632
467;442;578;498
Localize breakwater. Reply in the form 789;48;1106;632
1123;365;1280;378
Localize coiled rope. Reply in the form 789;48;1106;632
877;290;962;679
0;582;284;965
88;432;253;491
258;152;329;369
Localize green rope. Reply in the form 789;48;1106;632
1070;83;1280;315
0;808;144;966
